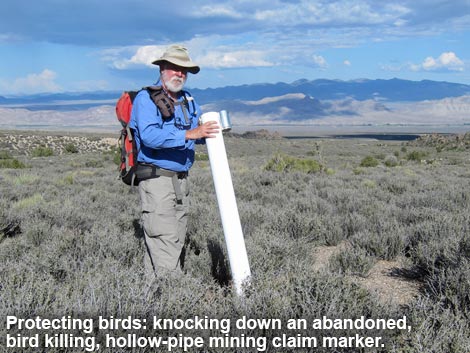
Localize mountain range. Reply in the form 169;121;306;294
1;78;469;107
0;78;469;130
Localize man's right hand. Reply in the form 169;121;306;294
186;121;220;140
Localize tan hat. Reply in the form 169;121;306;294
152;45;200;74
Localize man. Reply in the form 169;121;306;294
130;45;219;279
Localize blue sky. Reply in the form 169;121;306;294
0;0;469;96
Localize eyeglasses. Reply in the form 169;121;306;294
162;63;188;75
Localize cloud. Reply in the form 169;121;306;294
1;0;468;47
412;52;465;72
1;0;469;95
105;45;166;69
104;36;275;70
251;1;410;26
312;55;328;69
344;60;352;66
2;69;62;95
193;4;242;18
381;52;466;74
197;50;274;69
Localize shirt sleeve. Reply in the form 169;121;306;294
132;90;187;149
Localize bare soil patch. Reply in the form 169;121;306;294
312;243;422;307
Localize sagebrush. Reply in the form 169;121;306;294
1;131;469;352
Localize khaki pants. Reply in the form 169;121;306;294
138;176;189;278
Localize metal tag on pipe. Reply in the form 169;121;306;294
219;110;232;131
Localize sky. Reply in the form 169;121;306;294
0;0;469;96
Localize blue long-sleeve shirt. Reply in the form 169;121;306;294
129;82;202;172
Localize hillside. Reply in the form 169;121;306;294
0;78;469;130
1;78;469;108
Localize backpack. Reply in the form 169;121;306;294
115;87;196;185
116;90;140;185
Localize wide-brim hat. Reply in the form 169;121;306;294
152;45;200;74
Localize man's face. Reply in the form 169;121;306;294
161;63;187;93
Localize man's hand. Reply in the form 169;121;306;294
186;120;220;140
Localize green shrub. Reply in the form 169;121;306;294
264;153;323;173
13;193;44;210
195;152;209;161
0;150;12;159
0;150;26;169
88;160;105;168
64;143;79;154
110;147;121;165
58;174;74;185
407;150;428;161
0;158;26;169
13;173;40;185
359;155;379;167
31;146;54;157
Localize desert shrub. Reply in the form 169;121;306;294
329;245;376;277
13;193;44;210
352;167;365;175
360;155;379;167
22;216;52;246
350;226;405;261
68;156;106;169
264;153;323;173
362;179;376;188
1;134;470;352
58;173;75;185
0;158;26;169
0;150;13;159
0;201;22;242
107;146;121;165
12;173;40;185
84;158;104;168
64;143;79;153
0;150;26;169
401;296;470;352
374;152;386;160
406;150;428;161
384;154;399;167
31;146;54;157
195;151;209;161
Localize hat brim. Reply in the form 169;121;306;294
152;59;200;74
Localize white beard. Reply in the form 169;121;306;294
162;72;186;93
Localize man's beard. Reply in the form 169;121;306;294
162;72;186;93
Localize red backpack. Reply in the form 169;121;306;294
116;90;140;185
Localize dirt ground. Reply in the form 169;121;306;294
312;242;422;307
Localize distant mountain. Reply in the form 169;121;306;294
202;93;391;122
0;78;469;110
0;91;119;106
0;78;469;131
191;78;470;104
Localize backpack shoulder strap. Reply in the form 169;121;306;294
181;90;197;116
142;86;175;120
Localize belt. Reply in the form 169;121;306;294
135;163;187;204
136;163;188;180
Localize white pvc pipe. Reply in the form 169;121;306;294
200;111;251;296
